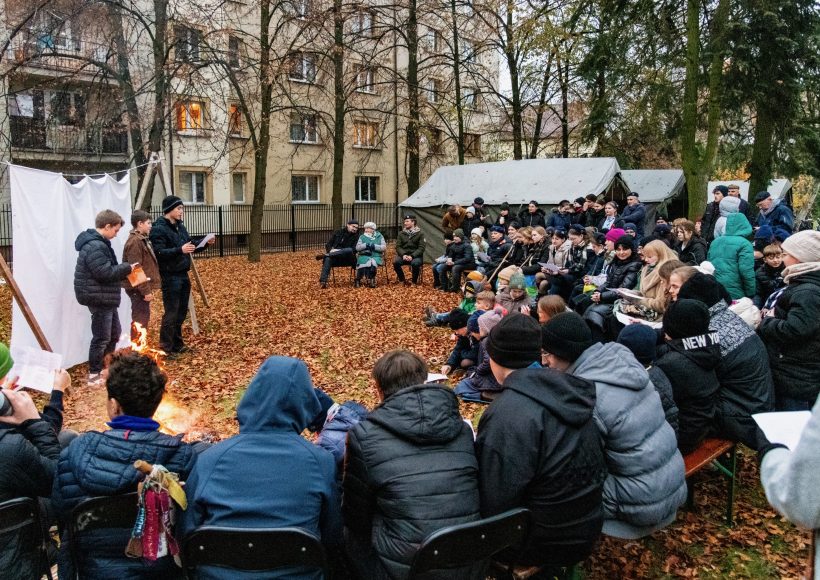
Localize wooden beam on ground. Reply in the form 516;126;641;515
0;253;52;351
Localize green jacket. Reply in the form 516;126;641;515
356;232;386;266
707;213;756;299
395;228;426;259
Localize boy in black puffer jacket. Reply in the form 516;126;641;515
754;244;785;307
74;210;135;386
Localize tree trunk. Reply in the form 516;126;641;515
748;98;775;197
406;0;420;194
560;58;569;158
141;0;169;209
529;52;553;159
504;0;522;160
450;0;464;164
680;0;705;220
331;0;345;228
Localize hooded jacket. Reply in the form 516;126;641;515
73;229;132;308
570;343;686;537
758;268;820;404
654;333;722;455
445;237;475;267
343;385;480;579
707;213;756;299
476;368;606;568
181;357;340;580
713;196;741;239
676;236;708;267
53;424;196;580
700;201;721;243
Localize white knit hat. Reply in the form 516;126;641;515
363;221;377;230
781;230;820;263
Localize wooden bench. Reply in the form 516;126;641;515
683;438;737;526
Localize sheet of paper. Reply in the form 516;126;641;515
8;345;62;393
614;288;644;301
196;233;215;249
753;411;812;450
538;262;561;273
589;274;607;287
427;373;448;383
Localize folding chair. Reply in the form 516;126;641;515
0;497;52;580
182;526;329;579
68;492;139;578
406;508;530;579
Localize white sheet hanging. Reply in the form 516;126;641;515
9;164;132;368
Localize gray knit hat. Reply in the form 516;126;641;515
781;230;820;264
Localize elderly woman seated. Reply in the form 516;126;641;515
355;221;386;288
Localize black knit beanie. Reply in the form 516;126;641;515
540;312;594;363
485;313;541;369
614;235;635;250
162;195;184;214
662;299;710;339
616;324;658;365
677;273;725;307
448;308;470;330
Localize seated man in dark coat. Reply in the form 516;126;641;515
393;214;426;285
318;219;359;288
343;350;481;580
53;350;196;580
476;314;606;574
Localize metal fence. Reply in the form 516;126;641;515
0;203;402;263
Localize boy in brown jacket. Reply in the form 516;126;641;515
122;210;160;339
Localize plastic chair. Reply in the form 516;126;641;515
68;492;139;578
406;508;531;579
0;497;51;580
182;526;329;578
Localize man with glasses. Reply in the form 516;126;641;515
755;191;794;234
393;214;426;286
318;219;359;289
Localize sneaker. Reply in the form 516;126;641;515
423;306;435;320
87;373;103;387
403;280;412;287
354;279;361;288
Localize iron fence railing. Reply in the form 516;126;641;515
0;203;402;263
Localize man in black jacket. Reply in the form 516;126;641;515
318;219;359;288
74;210;135;385
149;196;211;356
392;215;426;285
343;350;481;580
476;314;606;573
700;185;726;243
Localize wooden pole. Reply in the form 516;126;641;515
134;152;158;210
189;258;209;307
0;253;52;351
187;290;199;335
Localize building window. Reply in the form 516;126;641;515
354;176;379;202
228;35;241;68
176;100;205;131
351;10;375;36
228;104;243;136
50;91;85;125
428;127;443;155
461;39;475;64
289;112;318;143
425;79;440;104
353;121;380;148
294;0;312;18
232;172;246;203
289;52;317;82
174;25;202;62
464;133;480;156
355;65;376;93
179;171;206;203
292;175;320;203
424;28;441;52
463;88;478;109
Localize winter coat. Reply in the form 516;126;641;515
713;196;741;239
496;288;531;314
756;198;794;233
150;216;202;276
521;241;550;275
343;385;480;579
760;395;820;577
121;230;160;295
621;203;647;237
706;301;774;447
599;256;642;303
520;208;548;228
181;357;341;580
445;238;475;267
395;228;426;260
545;240;572;269
325;227;359;253
463;339;503;393
647;365;679;436
570;343;687;537
700;201;721;243
508;241;527;266
583;208;604;228
476;367;607;568
676;237;707;267
315;401;368;476
0;419;61;580
53;426;196;580
585;250;609;277
441;208;467;232
755;263;784;305
471;239;489;266
708;213;756;299
598;215;623;233
462;214;485;237
637;264;670;314
564;243;589;278
758;268;820;404
356;231;386;268
486;237;512;273
654;334;722;455
73;229;132;308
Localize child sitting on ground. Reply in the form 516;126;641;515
423;277;485;327
454;308;506;402
440;309;476;376
496;272;531;314
754;244;785;307
466;290;496;330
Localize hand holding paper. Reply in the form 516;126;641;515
196;233;215;249
753;411;812;450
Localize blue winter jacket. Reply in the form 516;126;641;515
180;357;342;580
756;198;794;233
52;426;196;580
621;203;647;238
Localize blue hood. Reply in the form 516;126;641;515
74;228;107;252
237;356;322;433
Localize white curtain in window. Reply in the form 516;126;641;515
9;164;132;367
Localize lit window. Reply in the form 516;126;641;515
179;171;206;203
232;173;246;203
176;100;205;130
355;66;376;93
228;104;243;136
292;175;320;202
355;176;378;202
289;52;317;82
289;113;318;143
352;121;380;148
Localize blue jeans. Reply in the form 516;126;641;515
433;262;450;288
160;275;191;353
88;306;121;373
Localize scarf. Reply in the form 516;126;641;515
404;226;420;236
107;415;161;432
783;261;820;285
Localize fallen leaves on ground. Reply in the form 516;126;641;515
0;250;810;578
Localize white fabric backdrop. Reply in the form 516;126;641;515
10;164;132;368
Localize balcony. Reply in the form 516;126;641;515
4;35;116;74
10;117;128;155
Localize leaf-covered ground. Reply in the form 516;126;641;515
0;250;810;578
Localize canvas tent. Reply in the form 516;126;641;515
621;169;687;223
400;157;629;260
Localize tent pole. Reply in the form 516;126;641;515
0;254;52;351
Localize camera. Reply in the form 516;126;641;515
0;392;13;417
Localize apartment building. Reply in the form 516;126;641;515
0;0;499;206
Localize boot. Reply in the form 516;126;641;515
354;278;361;288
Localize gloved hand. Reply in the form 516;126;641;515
367;244;375;253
